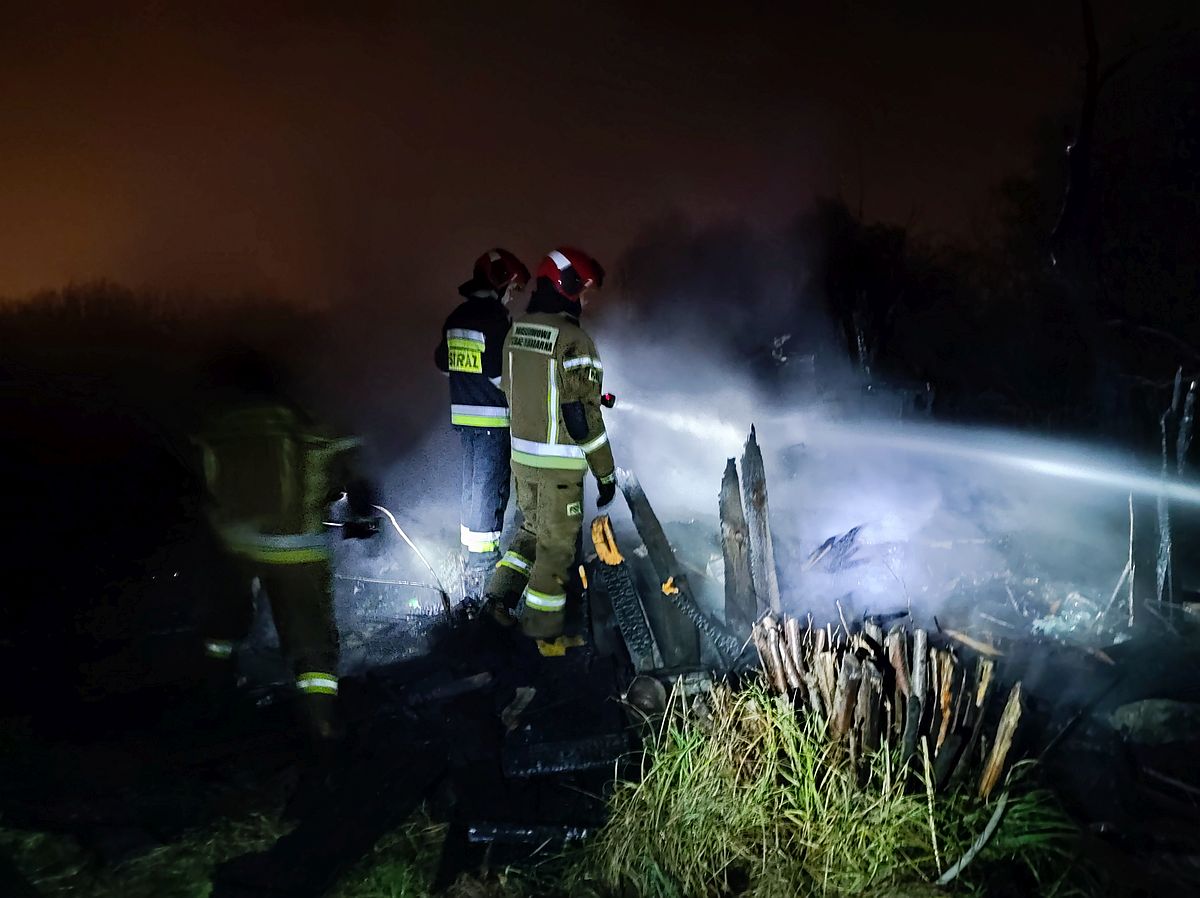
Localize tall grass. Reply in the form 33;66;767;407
577;683;1083;898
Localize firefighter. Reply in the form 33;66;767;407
192;348;379;745
484;247;616;640
436;249;530;601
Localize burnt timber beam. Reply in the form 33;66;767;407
720;458;757;639
740;426;782;616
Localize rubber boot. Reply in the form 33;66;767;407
520;608;564;641
299;692;345;747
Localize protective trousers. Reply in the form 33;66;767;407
200;547;340;739
487;464;583;639
459;427;511;574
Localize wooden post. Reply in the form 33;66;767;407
856;659;884;753
618;470;702;667
902;629;928;762
830;652;863;738
720;458;758;637
753;620;787;694
980;682;1023;799
741;426;782;616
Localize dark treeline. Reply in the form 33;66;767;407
617;27;1200;447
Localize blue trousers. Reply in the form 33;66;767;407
459;427;511;570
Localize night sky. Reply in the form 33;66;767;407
0;1;1178;304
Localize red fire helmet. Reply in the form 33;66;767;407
536;247;605;300
473;249;530;291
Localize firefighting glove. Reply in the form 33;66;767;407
596;476;617;509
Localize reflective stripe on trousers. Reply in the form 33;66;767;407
204;639;235;659
460;524;501;554
296;671;339;695
498;550;531;575
524;586;566;612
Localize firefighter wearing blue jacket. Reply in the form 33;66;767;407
435;249;530;599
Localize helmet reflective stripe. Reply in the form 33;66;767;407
548;250;572;271
460;525;501;553
487;251;501;262
580;431;609;453
498;551;531;574
524;587;566;611
562;356;602;371
296;672;339;695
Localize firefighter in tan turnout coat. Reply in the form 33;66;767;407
485;247;616;639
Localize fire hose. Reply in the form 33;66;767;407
371;504;452;612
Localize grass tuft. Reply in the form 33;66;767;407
576;682;1083;898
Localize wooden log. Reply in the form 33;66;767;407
902;629;929;761
740;426;782;616
856;658;884;753
814;650;837;717
753;621;787;694
980;682;1023;799
863;619;885;653
720;458;758;636
784;616;806;676
934;649;957;753
802;669;826;720
830;652;863;738
775;620;803;690
617;470;702;667
885;626;909;737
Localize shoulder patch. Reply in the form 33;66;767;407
510;322;559;355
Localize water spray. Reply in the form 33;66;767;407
614;395;1200;506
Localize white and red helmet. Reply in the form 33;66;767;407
536;247;605;300
473;248;530;291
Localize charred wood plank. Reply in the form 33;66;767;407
589;516;661;672
503;732;632;779
720;458;757;637
616;471;703;667
740;427;782;616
